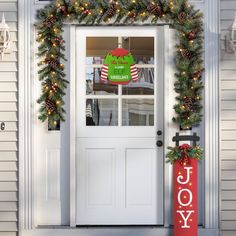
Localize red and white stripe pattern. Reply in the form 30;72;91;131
101;64;108;82
130;64;138;82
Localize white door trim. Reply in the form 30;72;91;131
204;0;220;229
18;0;34;231
18;0;219;232
69;25;77;227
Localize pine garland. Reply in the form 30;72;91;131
36;0;204;129
166;144;203;165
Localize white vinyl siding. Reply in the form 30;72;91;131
0;0;18;235
221;0;236;235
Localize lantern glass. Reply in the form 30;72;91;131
0;29;7;44
232;28;236;42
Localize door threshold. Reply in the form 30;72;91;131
76;225;163;228
22;227;219;236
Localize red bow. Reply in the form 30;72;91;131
178;144;191;165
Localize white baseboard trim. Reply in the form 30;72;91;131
21;227;219;236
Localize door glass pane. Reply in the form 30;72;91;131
86;37;118;65
122;68;154;95
86;68;118;95
86;99;118;126
122;99;154;126
122;37;154;64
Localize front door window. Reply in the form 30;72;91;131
85;36;155;127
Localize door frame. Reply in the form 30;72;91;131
69;25;178;226
18;0;219;232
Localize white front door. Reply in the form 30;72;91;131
76;27;164;225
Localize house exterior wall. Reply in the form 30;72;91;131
220;1;236;235
0;0;221;235
0;0;18;235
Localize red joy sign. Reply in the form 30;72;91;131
174;158;198;236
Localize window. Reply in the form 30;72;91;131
85;36;155;127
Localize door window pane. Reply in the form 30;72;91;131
86;37;118;65
122;37;154;64
86;99;118;126
122;99;154;126
86;68;118;95
122;68;154;95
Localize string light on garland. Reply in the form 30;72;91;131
36;0;204;129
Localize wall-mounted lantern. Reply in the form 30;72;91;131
0;14;11;60
229;13;236;53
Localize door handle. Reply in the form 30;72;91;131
156;140;163;147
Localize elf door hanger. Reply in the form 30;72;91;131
101;48;138;84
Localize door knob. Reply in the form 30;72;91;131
156;140;163;147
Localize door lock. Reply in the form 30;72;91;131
157;130;162;136
156;140;163;147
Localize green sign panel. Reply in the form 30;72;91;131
101;48;138;84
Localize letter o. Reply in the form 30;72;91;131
178;189;193;206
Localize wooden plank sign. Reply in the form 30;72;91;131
174;158;198;236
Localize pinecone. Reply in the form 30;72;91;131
193;70;202;79
184;96;194;110
147;3;162;16
45;99;56;111
178;11;186;23
45;59;59;69
43;16;56;28
105;4;116;18
181;49;191;59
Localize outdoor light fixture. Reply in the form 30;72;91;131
0;13;11;60
229;12;236;53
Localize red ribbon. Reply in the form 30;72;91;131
178;144;191;166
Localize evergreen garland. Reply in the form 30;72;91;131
36;0;204;129
166;144;203;165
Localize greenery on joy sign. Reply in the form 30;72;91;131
166;144;204;165
36;0;204;129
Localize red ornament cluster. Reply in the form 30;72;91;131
178;144;192;165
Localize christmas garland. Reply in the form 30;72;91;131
166;144;203;165
36;0;204;129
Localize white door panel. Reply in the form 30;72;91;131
36;123;62;225
76;27;164;225
77;138;160;225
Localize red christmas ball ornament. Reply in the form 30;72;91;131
188;31;197;40
59;5;67;16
